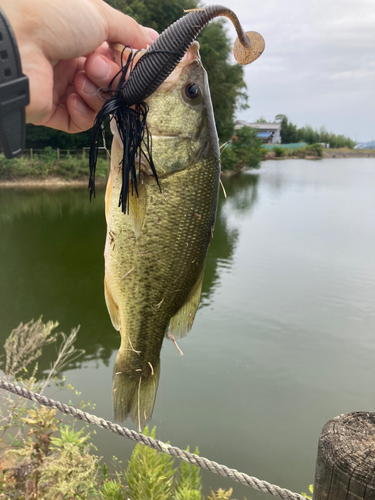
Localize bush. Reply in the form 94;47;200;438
221;127;263;172
272;146;285;158
306;143;323;156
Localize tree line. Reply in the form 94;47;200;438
275;114;355;148
25;0;247;149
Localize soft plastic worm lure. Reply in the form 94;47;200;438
89;5;265;213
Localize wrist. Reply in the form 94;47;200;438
0;3;29;157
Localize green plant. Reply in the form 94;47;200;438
0;319;244;499
301;484;313;499
207;488;236;500
100;478;125;500
125;426;176;500
307;143;323;156
0;318;86;499
39;440;99;499
43;146;58;162
221;127;263;172
174;446;202;500
0;152;109;180
50;424;90;451
272;146;285;158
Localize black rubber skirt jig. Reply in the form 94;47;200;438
89;5;265;213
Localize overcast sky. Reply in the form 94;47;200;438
203;0;375;142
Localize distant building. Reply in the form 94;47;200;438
355;141;375;149
235;120;281;145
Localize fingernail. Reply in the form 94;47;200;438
91;56;111;81
74;96;87;114
143;26;158;43
82;78;98;96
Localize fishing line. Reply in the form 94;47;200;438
89;48;180;214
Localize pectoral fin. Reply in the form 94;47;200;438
104;277;120;331
167;269;204;339
128;178;147;240
104;170;113;222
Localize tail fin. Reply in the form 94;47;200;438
112;351;160;429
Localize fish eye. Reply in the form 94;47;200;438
184;83;202;100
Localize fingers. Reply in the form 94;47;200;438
99;1;158;49
74;52;122;115
85;52;118;86
66;93;97;132
74;70;104;114
75;43;151;121
38;93;96;133
143;27;159;43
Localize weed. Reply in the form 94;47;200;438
0;320;244;499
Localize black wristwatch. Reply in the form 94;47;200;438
0;7;29;158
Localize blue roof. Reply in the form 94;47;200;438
257;131;272;138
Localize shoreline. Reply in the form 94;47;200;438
323;151;375;158
1;152;374;187
0;176;108;188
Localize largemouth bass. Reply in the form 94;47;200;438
104;42;220;427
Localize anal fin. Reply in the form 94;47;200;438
167;269;204;339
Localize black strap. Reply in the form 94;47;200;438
0;7;29;158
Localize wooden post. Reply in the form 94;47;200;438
30;148;33;159
314;412;375;500
57;148;60;161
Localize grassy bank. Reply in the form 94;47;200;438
323;147;375;158
262;144;375;160
2;144;373;186
0;148;109;182
262;143;324;159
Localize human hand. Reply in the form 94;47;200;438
1;0;158;132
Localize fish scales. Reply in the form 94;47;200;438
105;42;220;425
106;152;218;359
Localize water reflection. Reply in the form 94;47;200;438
201;172;259;305
2;160;375;499
0;174;259;380
0;187;108;370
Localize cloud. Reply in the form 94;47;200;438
203;0;375;141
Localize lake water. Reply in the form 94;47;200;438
1;158;375;499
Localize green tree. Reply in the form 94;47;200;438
274;115;355;148
275;114;298;143
25;124;94;149
220;126;262;171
